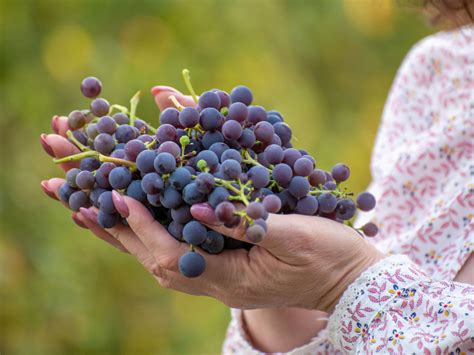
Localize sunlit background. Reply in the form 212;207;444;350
1;0;434;353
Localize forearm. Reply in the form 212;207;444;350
242;308;328;353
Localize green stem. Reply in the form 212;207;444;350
129;91;141;126
99;155;137;169
109;104;129;115
66;130;89;152
182;69;198;104
53;150;98;164
242;150;272;173
168;95;185;111
214;177;250;205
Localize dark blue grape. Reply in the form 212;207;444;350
109;167;132;189
273;122;292;145
97;210;119;228
160;107;180;127
183;220;207;245
182;183;206;204
126;180;147;203
331;163;350;183
169;167;192;190
168;221;184;240
179;252;206;278
171;204;192;224
94;133;115;155
199;108;223;131
208;186;229;208
288;176;310;198
80;157;100;171
220;159;242;180
179;107;200;128
141;172;164;194
264;144;284;164
296;195;318;215
199;91;221;110
230;85;253;106
98;191;116;214
356;192;376;211
201;231;225;254
160;187;182;209
69;191;90;211
90;188;106;208
318;192;338;213
136;150;157;174
238;128;256;148
336;198;356;220
221;149;242;163
59;183;76;204
202;130;224;149
115;125;136;143
75;170;95;190
196;150;219;171
154;152;176;174
248;166;269;189
209;142;229;161
66;168;80;188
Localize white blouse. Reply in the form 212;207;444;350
223;26;474;354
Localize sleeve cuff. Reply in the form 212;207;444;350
327;254;428;352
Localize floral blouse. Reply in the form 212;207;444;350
223;26;474;354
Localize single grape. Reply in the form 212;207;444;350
154;152;177;174
156;124;178;143
296;195;318;215
195;172;215;194
90;98;110;117
179;252;206;278
168;221;184;240
309;169;327;187
124;139;146;162
209;142;229;161
68;110;86;130
98;191;116;214
141;172;164;194
179;107;200;128
199;91;221;110
262;195;281;213
113;112;129;125
362;222;378;237
97;210;119;228
246;224;265;243
222;120;242;140
111;149;126;159
171;204;192;224
66;168;80;188
196;150;219;171
220;159;242;180
294;157;314;177
96;115;117;134
94;133;115;155
59;183;76;204
160;107;180;127
246;202;265;219
71;130;88;145
331;163;350;183
272;163;293;186
182;183;206;204
273;122;292;145
227;102;248;122
264;144;284;164
81;76;102;98
356;192;376;211
183;220;207;245
323;181;337;190
136;150;157;174
288;176;310;198
115;125;136;143
126;180;147;203
200;108;223;131
230;85;253;105
69;191;90;211
317;192;338;213
215;201;236;223
248;166;269;189
220;149;242;163
201;230;225;254
109;167;132;190
202;131;224;149
169;167;192;190
75;170;95;190
282;148;302;167
254;121;274;142
336;198;356;220
80;157;100;171
266;113;282;125
238;128;256;148
86;123;99;139
208;186;230;208
160;186;183;209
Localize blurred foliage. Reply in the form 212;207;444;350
0;0;434;353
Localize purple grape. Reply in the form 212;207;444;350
160;187;183;209
294;157;314;177
309;169;327;187
195;172;215;194
68;110;86;130
273;122;292;145
248;166;269;189
179;107;200;128
171;205;192;224
75;170;95;190
212;89;230;109
97;211;119;228
202;131;224;149
220;159;242;180
230;85;253;106
136;150;157;174
154;152;176;174
254;121;274;143
80;157;100;171
113;113;129;125
221;149;242;163
160;107;180;127
288;176;310;198
81;77;102;98
196;150;219;171
85;123;99;139
264;144;284;164
201;230;225;254
262;195;281;213
182;183;206;204
168;221;184;240
200;108;223;131
272;163;293;186
238;128;256;148
95;162;115;189
215;201;236;223
246;224;265;243
94;133;115;155
199;91;221;110
362;222;378;237
227;102;248;122
332;163;350;183
208;187;229;208
323;181;337;190
141;172;164;194
179;252;206;278
318;193;338;213
282;148;302;167
157;141;181;158
59;183;76;204
156;124;178;143
124;139;146;162
90;98;110;117
115;125;136;143
222;120;242;140
296;195;318;215
246;202;265;219
336;198;356;220
356;192;376;211
169;167;192;190
109;167;132;190
69;191;90;211
66;168;80;188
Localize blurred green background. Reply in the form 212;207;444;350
1;0;434;353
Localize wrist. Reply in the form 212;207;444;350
317;246;384;313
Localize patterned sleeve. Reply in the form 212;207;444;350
328;254;474;354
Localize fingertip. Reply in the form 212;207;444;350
40;180;59;200
151;85;180;97
72;212;88;229
190;203;219;225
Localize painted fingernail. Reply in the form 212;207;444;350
151;85;180;97
112;190;129;218
79;207;98;224
190;203;218;224
40;180;59;200
40;134;55;157
72;213;88;229
51;115;59;134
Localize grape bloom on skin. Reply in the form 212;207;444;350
49;70;378;278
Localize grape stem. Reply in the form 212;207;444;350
129;91;141;126
242;150;272;173
182;69;199;104
168;95;185;111
53;150;137;170
66;130;89;152
108;104;129;115
214;177;250;206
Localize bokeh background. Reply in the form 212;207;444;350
1;0;435;353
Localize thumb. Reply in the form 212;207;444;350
151;86;197;111
190;203;290;253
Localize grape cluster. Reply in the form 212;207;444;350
51;70;378;278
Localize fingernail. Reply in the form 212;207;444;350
112;190;129;218
40;180;59;201
72;213;88;229
51;115;59;134
40;134;55;157
151;85;180;97
80;207;98;224
190;203;219;224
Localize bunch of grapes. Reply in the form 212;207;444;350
51;70;378;278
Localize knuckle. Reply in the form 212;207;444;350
150;261;164;278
